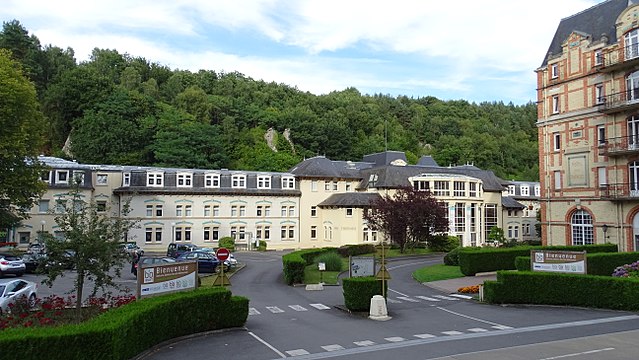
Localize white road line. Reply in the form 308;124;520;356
248;331;286;358
415;296;441;302
433;295;459;301
354;340;376;346
492;325;514;330
437;307;508;327
467;328;489;332
248;308;261;315
289;305;308;312
414;334;436;339
385;337;406;342
309;303;331;310
266;306;285;314
387;298;402;303
397;296;420;302
388;288;410;297
442;331;464;336
538;347;615;360
449;294;473;299
286;349;310;356
321;344;345;352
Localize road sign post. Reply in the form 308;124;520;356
212;247;231;286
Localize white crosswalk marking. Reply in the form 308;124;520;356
442;331;464;336
415;296;441;302
492;325;514;330
385;337;406;342
397;296;420;302
248;308;261;316
414;333;436;339
387;298;402;303
449;294;473;299
309;303;331;310
322;344;345;352
354;340;376;346
289;305;308;312
286;349;310;356
468;328;488;332
266;306;284;313
433;295;459;301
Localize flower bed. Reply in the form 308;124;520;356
457;285;480;294
612;261;639;278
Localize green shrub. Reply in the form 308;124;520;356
428;235;460;252
316;252;343;271
337;244;376;257
0;287;248;360
258;240;267;251
342;276;388;311
282;248;337;285
219;236;235;252
514;256;530;271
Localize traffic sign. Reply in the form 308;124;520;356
216;247;230;261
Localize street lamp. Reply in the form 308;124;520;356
602;224;609;239
40;220;46;243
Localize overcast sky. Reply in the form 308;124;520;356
4;0;602;104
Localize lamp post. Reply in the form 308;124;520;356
40;220;46;243
602;224;609;239
171;222;176;242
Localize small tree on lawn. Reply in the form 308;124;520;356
487;226;506;246
41;184;138;309
363;186;449;253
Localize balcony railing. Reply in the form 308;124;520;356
601;182;639;200
595;44;639;72
599;135;639;156
596;90;639;114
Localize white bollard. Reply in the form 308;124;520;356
369;295;392;321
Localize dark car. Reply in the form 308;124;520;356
166;243;199;258
22;253;46;273
131;256;176;276
175;251;220;273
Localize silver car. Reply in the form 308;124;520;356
0;253;26;277
0;279;37;313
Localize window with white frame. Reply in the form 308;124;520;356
205;173;220;188
598;167;607;187
551;63;558;79
231;206;238;217
40;170;51;184
346;208;353;217
455;203;465;232
231;174;246;188
311;206;317;217
508;185;515;195
311;226;317;240
174;226;191;242
311;180;318;191
203;227;219;242
534;186;540;197
281;176;295;189
346;183;352;192
552;95;560;114
595;50;603;65
176;205;183;217
185;205;192;217
521;185;530;196
147;172;163;187
96;174;108;185
96;200;107;213
332;181;338;191
72;171;84;185
523;223;531;236
177;173;192;187
145;227;163;243
288;206;295;217
433;181;450;196
39;200;49;213
553;133;561;151
239;206;246;217
595;84;605;104
554;171;562;190
324;181;331;191
204;205;211;217
324;225;333;240
146;204;163;217
469;182;477;197
597;125;606;146
625;28;639;60
413;180;429;191
213;205;220;217
56;170;69;184
257;175;271;189
571;210;593;245
453;181;465;197
123;173;130;186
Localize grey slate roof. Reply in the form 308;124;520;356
541;0;629;67
417;156;439;167
362;151;407;166
318;193;382;208
502;196;526;209
289;156;373;179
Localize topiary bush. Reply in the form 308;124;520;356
337;244;376;257
258;240;267;251
315;252;343;271
219;236;235;252
342;276;387;312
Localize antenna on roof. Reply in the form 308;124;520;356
384;118;388;151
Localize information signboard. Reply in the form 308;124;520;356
137;261;198;299
530;250;587;274
349;256;375;277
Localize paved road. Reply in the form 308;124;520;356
139;252;639;360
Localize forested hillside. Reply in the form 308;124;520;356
1;20;539;180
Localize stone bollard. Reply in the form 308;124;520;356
369;295;392;321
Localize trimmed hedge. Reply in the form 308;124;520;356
483;270;639;311
459;244;618;276
342;276;388;311
337;244;376;257
282;248;337;285
0;287;248;360
515;251;639;275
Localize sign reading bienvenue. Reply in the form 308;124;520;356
530;250;587;274
137;261;198;299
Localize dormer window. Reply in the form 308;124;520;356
56;170;69;184
147;172;164;187
96;174;108;185
177;172;192;188
72;171;84;185
625;29;639;60
205;173;220;188
281;176;295;189
551;63;559;79
232;174;246;188
257;175;271;189
594;50;603;66
123;173;130;186
41;170;51;184
508;185;515;195
534;186;540;197
520;185;530;196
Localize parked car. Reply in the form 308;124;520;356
0;279;37;313
22;252;46;273
119;242;144;257
0;253;26;277
198;248;238;268
27;242;46;254
131;256;176;276
166;243;199;258
175;251;221;273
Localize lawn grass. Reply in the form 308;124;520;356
303;258;350;285
412;264;464;283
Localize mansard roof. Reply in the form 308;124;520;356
289;156;372;179
502;196;526;209
317;193;382;208
541;0;629;67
